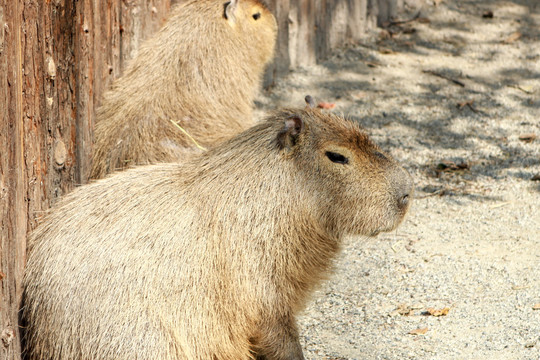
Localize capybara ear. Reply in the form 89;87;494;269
304;95;317;109
277;115;304;150
224;0;239;23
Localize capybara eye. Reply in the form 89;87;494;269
253;12;261;20
325;151;349;165
374;151;387;161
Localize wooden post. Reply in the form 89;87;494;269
0;2;170;359
264;0;399;87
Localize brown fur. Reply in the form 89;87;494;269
22;106;413;360
90;0;277;179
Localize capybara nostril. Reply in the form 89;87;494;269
390;166;414;212
400;193;410;208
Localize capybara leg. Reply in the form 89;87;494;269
257;316;305;360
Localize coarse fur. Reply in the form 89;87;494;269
22;107;413;360
90;0;277;179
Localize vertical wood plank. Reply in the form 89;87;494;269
74;0;95;184
265;0;401;86
120;0;171;72
264;0;291;87
0;2;171;359
47;0;79;202
1;0;24;359
288;0;317;68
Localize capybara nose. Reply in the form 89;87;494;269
400;193;410;208
394;167;414;211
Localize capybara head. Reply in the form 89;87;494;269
272;106;412;238
23;99;413;360
224;0;277;64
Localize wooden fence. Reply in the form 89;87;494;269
0;0;401;359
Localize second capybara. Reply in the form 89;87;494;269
22;100;413;360
90;0;277;179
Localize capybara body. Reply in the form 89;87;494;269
90;0;277;179
23;107;413;360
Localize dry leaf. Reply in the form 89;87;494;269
0;271;4;281
532;303;540;310
378;29;392;40
365;62;380;68
519;133;536;143
378;47;395;55
417;17;431;23
437;160;469;171
390;304;414;316
401;27;416;34
503;31;522;44
425;307;450;317
350;91;368;100
409;327;428;335
482;10;494;18
457;100;474;109
317;102;336;110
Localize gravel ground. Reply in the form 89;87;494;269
256;0;540;358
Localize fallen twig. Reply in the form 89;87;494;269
415;188;449;199
385;11;421;27
503;31;522;44
391;240;404;253
457;100;479;113
423;70;465;87
518;133;536;143
508;84;535;94
489;201;512;209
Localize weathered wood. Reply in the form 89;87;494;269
373;0;403;26
264;0;399;86
0;2;170;360
75;0;172;183
1;2;28;359
264;0;290;86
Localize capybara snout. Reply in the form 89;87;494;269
391;165;414;212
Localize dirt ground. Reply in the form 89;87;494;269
256;0;540;359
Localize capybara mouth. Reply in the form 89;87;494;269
369;230;382;237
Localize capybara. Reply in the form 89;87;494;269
90;0;277;179
22;101;413;360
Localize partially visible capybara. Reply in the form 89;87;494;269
22;100;413;360
90;0;277;179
